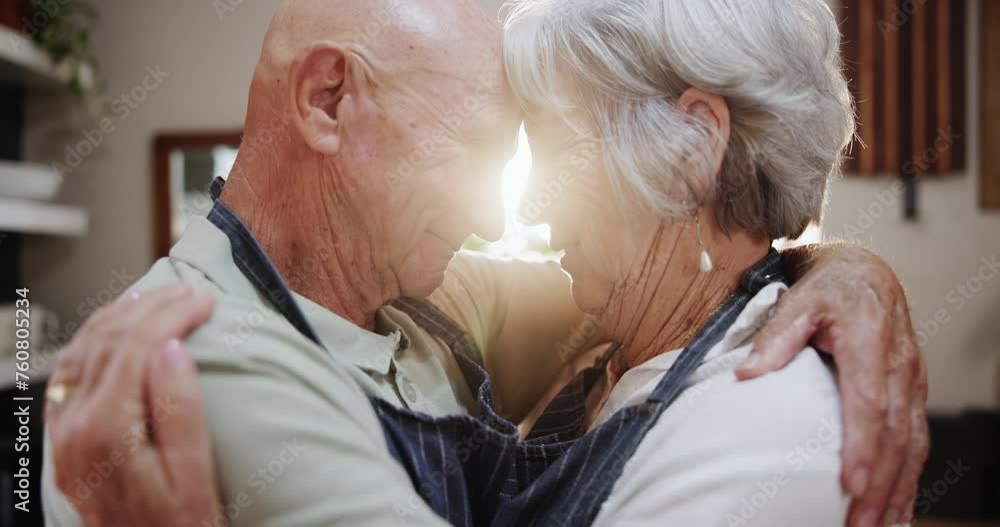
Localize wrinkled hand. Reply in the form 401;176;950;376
736;245;928;527
45;285;221;527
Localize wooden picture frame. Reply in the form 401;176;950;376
841;0;966;178
981;1;1000;209
152;131;243;259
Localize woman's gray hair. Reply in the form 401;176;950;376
503;0;856;239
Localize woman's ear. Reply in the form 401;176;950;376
678;87;731;172
288;41;361;155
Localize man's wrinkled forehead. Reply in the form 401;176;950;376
381;0;501;61
385;3;505;97
392;0;494;41
444;62;520;143
466;46;522;138
366;0;516;142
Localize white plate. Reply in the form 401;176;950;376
0;161;64;201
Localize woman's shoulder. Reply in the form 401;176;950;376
681;343;842;452
593;346;848;526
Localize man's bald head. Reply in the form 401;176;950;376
251;0;501;112
225;0;518;307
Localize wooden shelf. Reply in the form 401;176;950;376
0;197;88;236
0;25;67;89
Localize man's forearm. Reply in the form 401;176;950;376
780;242;893;285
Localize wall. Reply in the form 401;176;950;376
23;0;999;412
824;0;1000;412
23;0;283;349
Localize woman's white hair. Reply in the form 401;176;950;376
503;0;856;239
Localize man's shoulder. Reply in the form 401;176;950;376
132;257;359;383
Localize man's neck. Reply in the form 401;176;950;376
220;159;395;332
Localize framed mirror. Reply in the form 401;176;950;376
152;131;242;259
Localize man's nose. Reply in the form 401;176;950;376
473;196;505;242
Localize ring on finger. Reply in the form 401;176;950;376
46;382;78;406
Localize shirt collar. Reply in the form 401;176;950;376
376;309;413;352
170;215;408;376
169;215;262;300
295;293;410;375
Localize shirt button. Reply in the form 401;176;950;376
399;375;420;405
374;353;392;371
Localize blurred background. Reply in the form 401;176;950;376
0;0;997;525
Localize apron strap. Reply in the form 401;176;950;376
206;178;325;349
207;178;482;370
646;249;785;405
391;296;484;366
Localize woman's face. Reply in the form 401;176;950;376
523;114;665;316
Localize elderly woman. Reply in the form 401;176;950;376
498;0;871;524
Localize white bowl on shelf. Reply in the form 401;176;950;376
0;161;64;201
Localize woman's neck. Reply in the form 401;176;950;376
603;220;770;377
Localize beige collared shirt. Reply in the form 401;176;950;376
44;216;592;527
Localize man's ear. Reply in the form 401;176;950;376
288;41;361;155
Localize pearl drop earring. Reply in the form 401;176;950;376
696;213;713;273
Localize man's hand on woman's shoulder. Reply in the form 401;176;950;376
737;244;927;527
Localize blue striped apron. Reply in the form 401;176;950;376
205;177;785;526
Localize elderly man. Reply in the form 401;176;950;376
43;0;926;526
